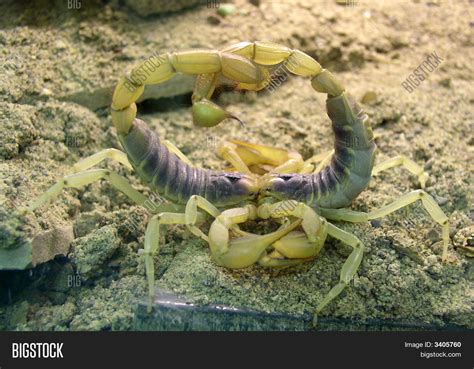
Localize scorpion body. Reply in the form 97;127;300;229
26;41;450;327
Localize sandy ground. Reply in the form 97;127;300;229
0;0;472;330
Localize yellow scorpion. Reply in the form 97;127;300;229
26;42;450;326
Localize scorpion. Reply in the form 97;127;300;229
25;41;450;326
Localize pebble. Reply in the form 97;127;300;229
361;91;377;105
41;87;52;96
370;219;382;228
439;78;451;88
53;40;67;51
207;15;221;25
427;228;440;242
426;254;438;265
217;4;236;17
435;195;448;206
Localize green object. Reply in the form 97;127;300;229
217;4;236;17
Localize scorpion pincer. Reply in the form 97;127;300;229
26;41;450;326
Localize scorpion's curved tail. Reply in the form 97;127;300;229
234;43;377;208
315;93;376;208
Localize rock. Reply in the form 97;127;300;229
435;195;448;206
6;301;29;328
0;207;73;270
31;226;75;266
425;254;438;266
370;219;382;228
0;102;38;159
439;78;451;88
0;206;29;251
453;225;474;257
73;210;103;237
207;15;221;25
360;91;378;105
27;302;77;331
70;225;120;278
53;40;67;52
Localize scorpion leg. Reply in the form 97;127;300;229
144;194;221;311
208;205;302;268
216;141;253;174
162;140;194;167
319;189;450;261
313;223;365;326
144;210;208;311
184;195;221;241
26;169;148;212
217;140;312;175
305;149;334;174
373;155;429;188
68;148;133;173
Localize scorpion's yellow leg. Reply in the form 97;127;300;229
27;169;148;212
217;141;253;174
217;140;312;175
256;200;328;267
319;189;450;261
144;194;221;310
373;155;429;189
68;148;133;173
184;195;221;241
144;210;208;311
313;223;365;327
208;206;302;268
305;149;334;174
162;140;194;167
